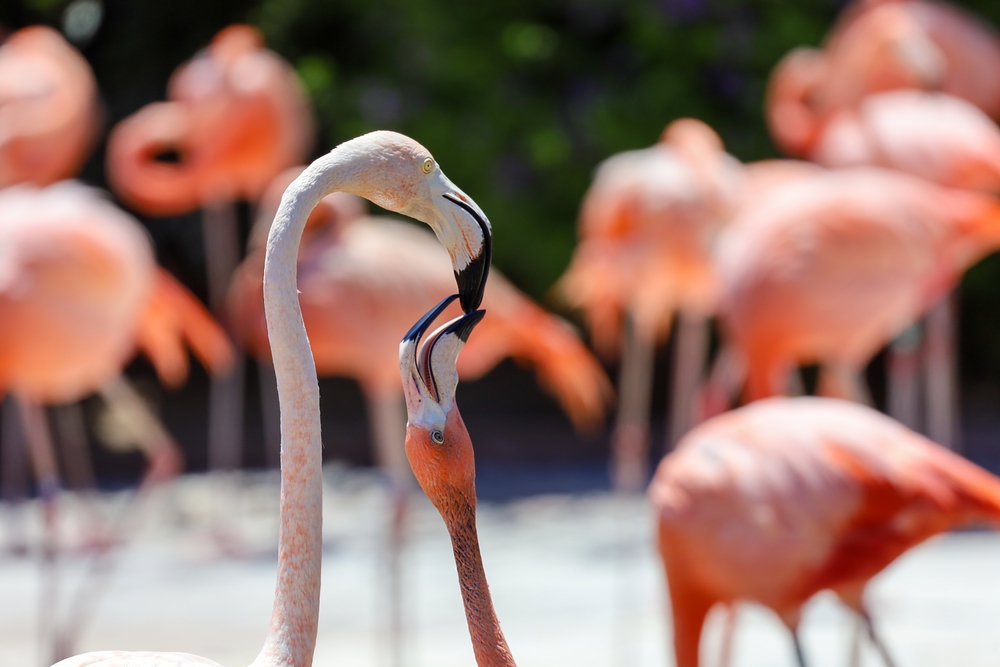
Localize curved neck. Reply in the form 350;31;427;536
440;495;517;667
253;155;348;667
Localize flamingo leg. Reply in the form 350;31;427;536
1;397;31;556
860;608;898;667
887;324;922;431
257;361;282;469
203;200;246;474
817;362;871;405
666;311;709;452
16;396;62;666
611;313;657;493
51;376;172;660
51;404;95;492
923;293;960;451
697;345;745;420
365;388;411;667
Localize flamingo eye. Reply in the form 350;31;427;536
430;429;444;444
422;157;434;174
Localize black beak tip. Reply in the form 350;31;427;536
455;255;489;313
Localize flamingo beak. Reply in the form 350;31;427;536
400;294;485;416
442;193;491;313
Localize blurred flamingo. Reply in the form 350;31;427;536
767;0;1000;160
705;168;1000;450
0;181;234;661
0;25;99;187
557;119;742;491
106;24;315;475
778;89;1000;193
651;396;1000;667
51;130;492;667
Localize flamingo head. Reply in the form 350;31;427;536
328;131;492;312
399;294;485;508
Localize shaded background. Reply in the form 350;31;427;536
3;0;1000;492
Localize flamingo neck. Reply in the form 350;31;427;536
440;494;517;667
254;154;355;667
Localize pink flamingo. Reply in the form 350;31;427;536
0;25;99;187
767;0;1000;161
705;167;1000;448
557;118;742;491
106;24;315;474
0;181;234;662
51;130;491;667
650;396;1000;667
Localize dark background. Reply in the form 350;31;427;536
3;0;1000;495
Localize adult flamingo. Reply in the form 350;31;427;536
0;181;234;663
705;167;1000;449
557;118;742;491
774;89;1000;194
766;0;1000;159
228;172;608;665
398;295;517;667
52;129;491;667
0;25;99;187
650;396;1000;667
106;24;315;474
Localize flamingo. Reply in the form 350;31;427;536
766;0;1000;160
650;396;1000;667
106;23;315;475
0;25;99;187
398;294;517;667
774;89;1000;194
705;168;1000;443
557;118;743;491
51;129;491;667
0;181;234;662
226;169;610;665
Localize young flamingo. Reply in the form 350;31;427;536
51;130;492;667
398;294;517;667
650;396;1000;667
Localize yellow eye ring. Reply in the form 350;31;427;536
422;157;434;174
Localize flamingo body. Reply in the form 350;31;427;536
52;651;222;666
558;119;742;355
0;26;99;187
650;396;1000;667
0;182;232;403
715;168;1000;400
806;90;1000;192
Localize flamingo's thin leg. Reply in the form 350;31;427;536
887;324;923;431
611;313;657;494
366;388;411;667
666;311;709;452
17;396;61;666
924;293;960;451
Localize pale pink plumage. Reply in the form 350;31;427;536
712;167;1000;402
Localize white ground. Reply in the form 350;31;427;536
1;466;998;667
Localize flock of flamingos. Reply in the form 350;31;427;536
5;0;1000;665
